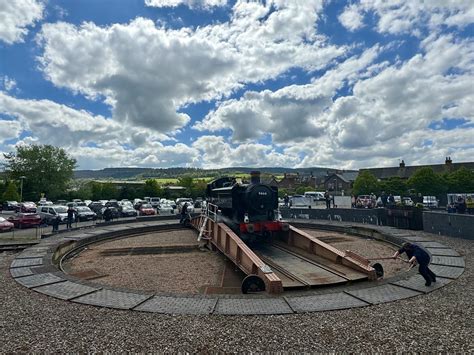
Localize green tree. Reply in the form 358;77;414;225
408;167;445;196
143;179;163;197
352;171;380;196
101;183;118;200
2;181;20;201
177;176;194;193
3;145;76;201
380;177;407;196
446;167;474;193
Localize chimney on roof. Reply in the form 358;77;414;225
445;156;452;165
399;160;405;168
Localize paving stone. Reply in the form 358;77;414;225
73;289;151;310
34;281;100;300
429;265;465;279
427;248;460;257
214;298;293;315
285;292;369;313
10;258;44;268
415;241;448;248
10;267;34;278
402;236;435;242
135;296;217;314
15;273;65;288
391;274;451;294
431;256;465;268
345;284;421;305
16;251;48;259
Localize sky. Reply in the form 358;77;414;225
0;0;473;171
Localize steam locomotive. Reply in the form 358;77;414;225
206;171;289;240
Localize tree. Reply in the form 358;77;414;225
143;179;163;197
380;177;407;196
2;181;20;201
352;171;380;196
446;167;474;193
408;167;445;196
3;145;77;201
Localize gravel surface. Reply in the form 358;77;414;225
1;231;473;352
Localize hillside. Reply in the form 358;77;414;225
73;166;349;180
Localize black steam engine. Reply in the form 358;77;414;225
206;171;289;239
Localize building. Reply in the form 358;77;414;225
361;157;474;180
323;172;359;192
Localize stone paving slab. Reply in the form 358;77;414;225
391;274;451;294
345;284;421;305
34;281;101;300
214;298;293;315
16;251;49;259
402;235;436;242
431;256;465;268
73;289;151;310
15;273;65;288
285;292;369;313
10;267;34;278
10;258;44;268
429;265;465;279
135;296;217;314
415;241;448;248
427;248;460;257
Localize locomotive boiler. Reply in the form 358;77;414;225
206;171;289;239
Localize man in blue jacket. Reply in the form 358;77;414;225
393;242;437;286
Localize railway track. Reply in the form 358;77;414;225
251;242;367;289
0;241;39;252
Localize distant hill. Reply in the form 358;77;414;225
73;166;352;180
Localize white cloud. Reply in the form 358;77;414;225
0;118;22;142
341;1;474;35
0;0;44;44
1;76;17;92
144;0;227;9
37;1;343;136
338;4;364;31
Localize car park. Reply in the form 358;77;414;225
75;206;97;221
0;217;14;232
158;202;174;215
423;196;439;208
402;197;414;206
7;213;42;229
138;204;156;216
150;197;161;209
56;200;68;206
105;200;120;208
38;205;68;224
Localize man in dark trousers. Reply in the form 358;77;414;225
66;206;75;229
180;202;188;224
52;214;61;233
324;191;331;209
392;242;437;286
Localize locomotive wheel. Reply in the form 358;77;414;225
372;263;384;278
241;275;266;294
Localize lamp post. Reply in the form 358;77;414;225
19;176;26;202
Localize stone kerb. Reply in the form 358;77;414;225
9;217;465;315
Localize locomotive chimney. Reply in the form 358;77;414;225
250;171;261;184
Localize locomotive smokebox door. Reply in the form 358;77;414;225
241;275;266;294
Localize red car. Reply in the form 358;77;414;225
138;204;156;216
0;217;14;232
7;213;42;229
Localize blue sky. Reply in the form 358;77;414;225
0;0;473;170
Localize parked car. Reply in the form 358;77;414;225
15;201;37;213
138;204;156;216
157;202;174;215
2;201;18;211
423;196;439;208
0;217;14;232
75;206;97;222
89;202;105;217
37;200;53;206
194;197;203;208
56;200;68;206
150;197;161;209
102;207;121;221
105;200;120;208
7;213;42;229
37;205;68;224
402;197;414;206
120;205;138;218
176;198;193;211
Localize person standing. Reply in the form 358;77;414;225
324;191;331;209
52;214;61;233
180;202;189;224
66;206;75;229
392;242;437;286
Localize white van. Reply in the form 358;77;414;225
304;191;325;202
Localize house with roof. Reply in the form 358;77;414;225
360;157;474;180
323;172;359;192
